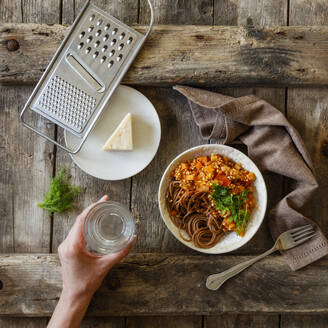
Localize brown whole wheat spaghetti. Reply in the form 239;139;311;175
166;154;256;249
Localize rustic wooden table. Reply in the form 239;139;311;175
1;0;328;327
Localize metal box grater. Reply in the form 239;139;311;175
20;0;154;154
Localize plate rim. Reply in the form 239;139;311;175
65;85;161;181
158;144;268;254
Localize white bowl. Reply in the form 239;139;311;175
158;144;267;254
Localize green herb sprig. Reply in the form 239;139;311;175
211;184;250;235
38;167;82;213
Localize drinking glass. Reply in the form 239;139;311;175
83;201;135;254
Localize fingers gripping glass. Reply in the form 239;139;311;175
83;201;135;254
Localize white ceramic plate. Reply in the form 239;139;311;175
65;85;161;180
158;144;267;254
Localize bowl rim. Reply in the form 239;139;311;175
158;144;268;254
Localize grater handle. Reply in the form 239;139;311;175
145;0;154;38
20;105;87;154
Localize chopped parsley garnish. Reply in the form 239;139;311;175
211;184;250;235
38;167;82;213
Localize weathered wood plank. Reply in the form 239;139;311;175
0;318;47;327
1;24;328;86
0;2;57;254
0;0;58;326
140;0;213;25
281;314;328;328
51;0;138;251
284;2;328;325
205;314;279;328
63;0;139;25
214;0;287;26
290;0;328;26
0;87;53;253
127;316;202;328
22;0;60;24
286;0;328;243
81;317;124;328
0;0;22;22
0;254;327;316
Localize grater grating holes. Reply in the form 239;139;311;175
39;76;96;131
77;12;137;67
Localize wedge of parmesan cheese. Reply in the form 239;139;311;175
103;113;133;151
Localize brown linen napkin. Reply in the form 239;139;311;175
174;85;328;271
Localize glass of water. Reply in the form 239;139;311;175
83;201;135;254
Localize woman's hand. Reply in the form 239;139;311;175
58;195;135;300
48;195;135;328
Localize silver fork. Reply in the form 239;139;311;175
206;224;315;291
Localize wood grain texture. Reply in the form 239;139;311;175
0;0;57;254
0;318;46;327
0;254;328;316
63;0;139;25
1;24;328;86
205;314;279;328
127;316;202;328
290;0;328;26
51;0;138;252
140;0;213;25
283;2;328;325
0;0;56;326
287;0;328;242
22;0;60;24
214;0;287;26
0;0;22;22
281;314;328;328
0;86;54;253
81;317;124;328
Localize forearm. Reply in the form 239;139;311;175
47;290;92;328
